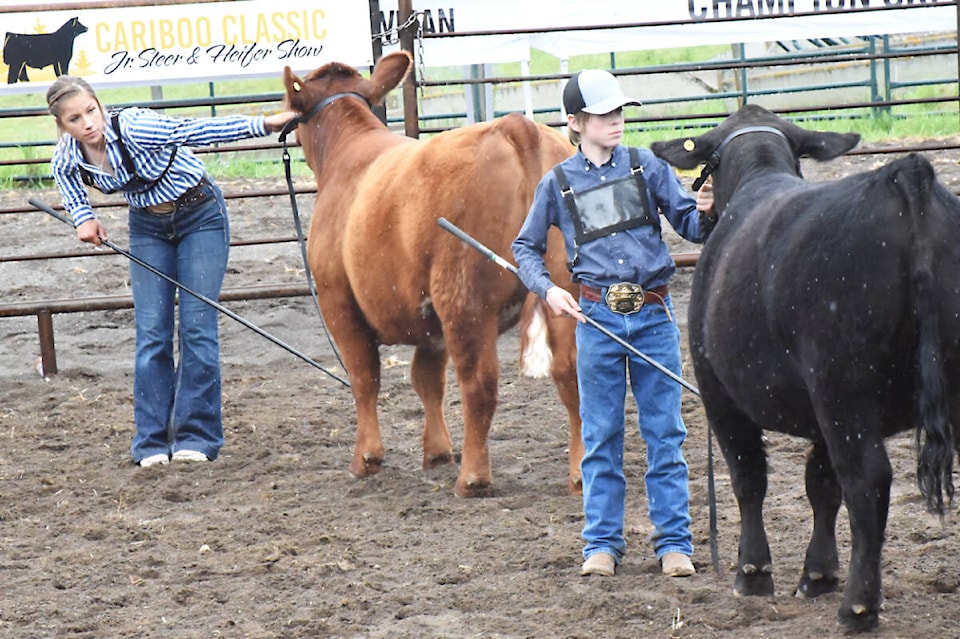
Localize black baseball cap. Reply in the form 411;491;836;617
563;69;641;115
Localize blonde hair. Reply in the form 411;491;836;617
46;75;104;136
566;112;590;146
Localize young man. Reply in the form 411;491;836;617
511;69;715;578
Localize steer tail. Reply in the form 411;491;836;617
496;114;575;379
518;294;552;378
901;154;955;516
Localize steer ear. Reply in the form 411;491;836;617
364;51;414;104
794;130;861;162
282;66;307;110
651;134;715;170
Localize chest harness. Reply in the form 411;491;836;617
79;109;178;195
553;147;659;271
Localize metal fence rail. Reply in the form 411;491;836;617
0;283;311;376
2;1;958;375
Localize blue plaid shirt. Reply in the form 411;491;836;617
51;107;270;227
512;145;707;299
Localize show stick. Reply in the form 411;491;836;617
437;216;700;397
29;198;350;388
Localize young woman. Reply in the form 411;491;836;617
47;75;297;468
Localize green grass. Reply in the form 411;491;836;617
0;76;298;185
201;149;309;181
622;94;960;149
2;77;287;138
421;46;731;82
2;43;957;185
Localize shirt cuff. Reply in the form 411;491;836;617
253;116;269;137
71;208;96;228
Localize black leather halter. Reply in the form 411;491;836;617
278;91;371;143
692;125;791;191
277;89;370;378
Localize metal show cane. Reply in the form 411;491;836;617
437;217;700;397
29;198;350;388
438;216;722;575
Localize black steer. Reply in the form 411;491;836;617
3;17;88;84
652;104;960;633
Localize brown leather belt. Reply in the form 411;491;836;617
145;176;210;215
581;283;669;315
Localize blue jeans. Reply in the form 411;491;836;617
127;180;228;463
577;293;693;563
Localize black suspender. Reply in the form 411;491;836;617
553;161;579;232
110;111;137;177
79;109;178;194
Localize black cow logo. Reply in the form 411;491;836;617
3;17;88;84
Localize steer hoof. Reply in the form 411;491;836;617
734;563;775;597
455;476;494;498
423;450;458;470
350;454;383;478
796;572;840;599
838;603;879;633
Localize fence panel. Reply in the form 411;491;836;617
2;1;958;375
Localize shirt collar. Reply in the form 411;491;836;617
575;145;624;171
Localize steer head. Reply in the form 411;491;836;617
282;51;413;123
651;104;860;210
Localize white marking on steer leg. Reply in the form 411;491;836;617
520;304;552;378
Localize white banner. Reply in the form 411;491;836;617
380;5;530;66
377;1;956;66
2;1;953;92
528;0;957;58
1;0;372;95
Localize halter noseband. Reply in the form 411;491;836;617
691;125;791;191
278;91;371;143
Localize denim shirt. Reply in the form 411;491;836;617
512;145;707;299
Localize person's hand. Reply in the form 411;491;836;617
264;111;300;133
545;285;584;322
76;219;106;246
696;181;716;219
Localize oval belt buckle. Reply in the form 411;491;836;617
605;282;644;314
146;201;176;215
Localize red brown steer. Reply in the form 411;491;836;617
283;51;581;497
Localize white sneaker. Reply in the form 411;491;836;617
172;449;209;462
139;453;169;468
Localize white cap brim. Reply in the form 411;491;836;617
582;96;642;115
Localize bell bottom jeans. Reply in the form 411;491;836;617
576;294;693;563
127;182;228;463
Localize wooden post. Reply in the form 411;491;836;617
368;0;387;126
37;310;58;376
398;0;420;138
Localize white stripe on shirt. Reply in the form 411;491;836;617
51;107;269;227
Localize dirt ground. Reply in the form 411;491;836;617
3;139;960;639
